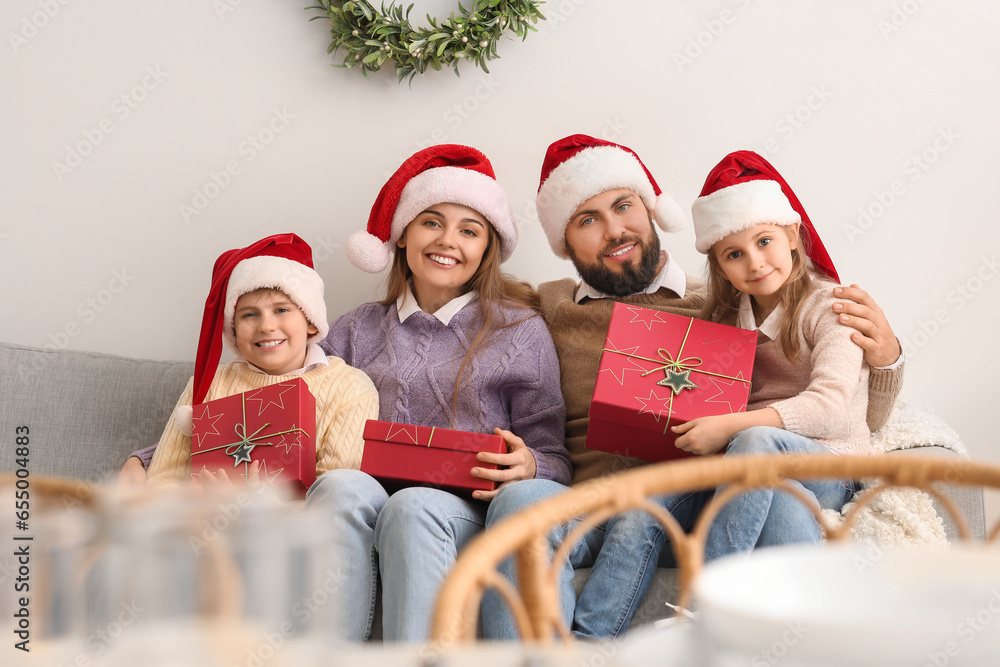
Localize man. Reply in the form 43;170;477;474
481;134;903;639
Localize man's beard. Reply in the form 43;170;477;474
566;228;662;297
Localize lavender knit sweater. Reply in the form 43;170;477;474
320;299;571;484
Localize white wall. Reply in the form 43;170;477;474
3;0;997;524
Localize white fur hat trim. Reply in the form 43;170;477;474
692;179;801;253
223;255;328;352
536;145;685;258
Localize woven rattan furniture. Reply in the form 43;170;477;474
431;453;1000;644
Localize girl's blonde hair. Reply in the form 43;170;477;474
380;220;539;424
701;224;824;361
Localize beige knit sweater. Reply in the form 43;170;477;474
748;287;872;454
147;358;379;483
538;278;903;486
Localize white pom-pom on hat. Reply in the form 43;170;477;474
173;405;193;437
345;230;393;274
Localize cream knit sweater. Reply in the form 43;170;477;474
147;358;379;483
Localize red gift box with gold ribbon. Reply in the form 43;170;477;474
360;420;506;496
190;378;317;492
586;302;758;462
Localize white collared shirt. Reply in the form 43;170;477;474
396;282;478;326
234;342;330;375
737;293;784;339
573;251;688;303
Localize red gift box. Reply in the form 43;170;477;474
586;302;758;462
190;377;317;493
360;420;506;496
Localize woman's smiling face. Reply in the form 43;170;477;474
397;202;491;311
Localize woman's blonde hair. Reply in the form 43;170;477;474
700;224;823;361
381;219;539;424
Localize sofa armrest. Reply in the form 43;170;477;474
883;446;987;541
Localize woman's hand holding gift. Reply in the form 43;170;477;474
469;428;538;501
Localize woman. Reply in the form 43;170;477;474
307;144;570;642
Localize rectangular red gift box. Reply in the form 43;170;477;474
190;377;317;493
360;420;506;496
586;302;758;463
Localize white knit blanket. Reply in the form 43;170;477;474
820;397;966;549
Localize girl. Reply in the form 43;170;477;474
678;149;874;558
306;145;569;642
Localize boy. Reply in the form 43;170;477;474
144;233;378;483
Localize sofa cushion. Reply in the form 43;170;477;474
0;342;193;483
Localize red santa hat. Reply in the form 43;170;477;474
691;150;840;283
535;134;687;259
188;233;328;411
345;144;518;273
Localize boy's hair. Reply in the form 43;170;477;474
701;225;824;362
381;222;539;426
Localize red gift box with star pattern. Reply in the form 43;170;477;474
586;302;758;462
359;420;506;496
190;378;317;493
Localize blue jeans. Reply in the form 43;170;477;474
703;426;856;560
481;427;855;640
479;480;710;640
305;469;487;642
480;479;593;641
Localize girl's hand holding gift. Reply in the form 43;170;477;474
470;428;537;501
673;408;783;456
672;415;737;455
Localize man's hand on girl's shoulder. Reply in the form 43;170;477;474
832;285;902;368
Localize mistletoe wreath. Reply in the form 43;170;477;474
307;1;546;82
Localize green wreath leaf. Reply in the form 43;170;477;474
306;0;545;83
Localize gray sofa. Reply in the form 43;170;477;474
0;341;988;633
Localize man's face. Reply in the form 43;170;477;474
564;188;662;296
